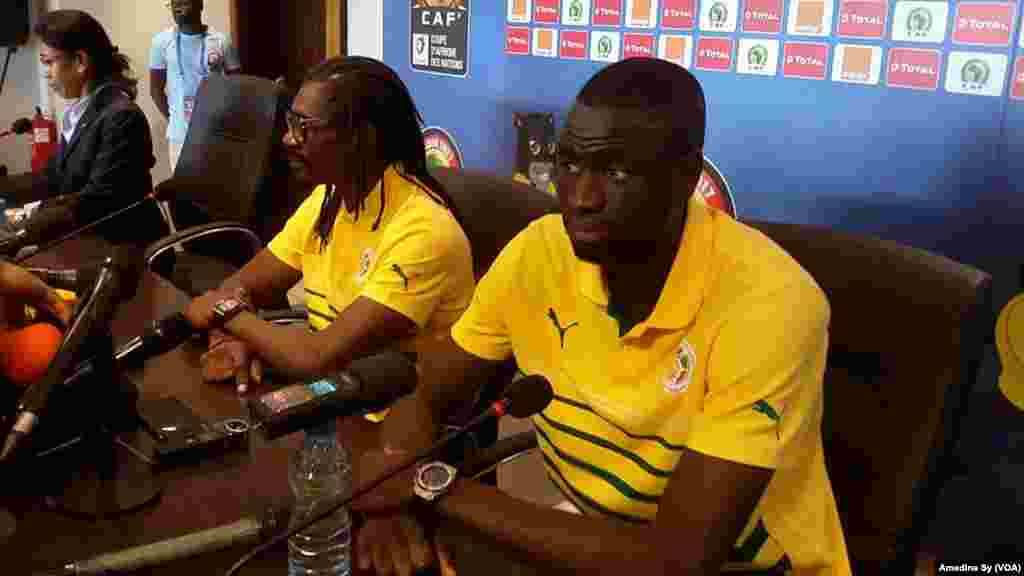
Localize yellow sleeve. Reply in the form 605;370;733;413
266;185;327;271
685;282;830;470
361;198;472;328
450;227;530;362
996;294;1024;411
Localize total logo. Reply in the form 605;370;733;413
958;16;1008;32
786;53;823;66
422;126;464;170
696;156;736;217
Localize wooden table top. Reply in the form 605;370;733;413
0;236;566;576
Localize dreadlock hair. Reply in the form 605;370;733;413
303;56;462;250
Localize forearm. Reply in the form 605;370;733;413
436;481;706;575
222;312;335;377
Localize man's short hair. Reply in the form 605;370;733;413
575;58;706;152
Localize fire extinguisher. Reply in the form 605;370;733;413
30;107;58;174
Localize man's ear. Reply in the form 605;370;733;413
75;50;90;75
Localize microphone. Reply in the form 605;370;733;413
249;350;418;440
225;375;554;576
0;255;123;462
2;189;166;262
61;312;195;389
31;505;290;576
24;267;78;291
0;118;31;139
24;245;144;300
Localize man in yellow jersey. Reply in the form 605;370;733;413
351;59;851;575
182;56;474;404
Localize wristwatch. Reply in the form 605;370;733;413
212;288;252;327
413;461;458;503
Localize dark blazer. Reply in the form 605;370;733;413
3;83;167;245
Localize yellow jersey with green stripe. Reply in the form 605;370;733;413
996;294;1024;412
268;165;475;413
452;195;851;574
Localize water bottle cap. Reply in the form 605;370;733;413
304;420;337;444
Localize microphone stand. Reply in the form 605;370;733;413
37;333;163;519
15;267;163;519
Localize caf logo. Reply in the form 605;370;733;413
961;59;990;91
709;2;729;27
696;156;737;217
906;7;932;37
422;126;464;170
598;36;613;58
569;0;584;20
747;44;769;70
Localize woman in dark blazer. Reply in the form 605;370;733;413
4;10;165;247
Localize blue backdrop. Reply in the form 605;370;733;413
383;0;1023;303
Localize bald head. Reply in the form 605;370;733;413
576;58;705;152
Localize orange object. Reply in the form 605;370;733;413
0;323;64;387
665;36;687;62
632;0;653;24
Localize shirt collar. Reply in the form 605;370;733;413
576;194;715;333
61;83;108;140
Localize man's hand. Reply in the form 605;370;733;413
201;329;262;394
355;514;455;576
0;261;72;327
183;287;236;332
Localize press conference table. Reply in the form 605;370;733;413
0;237;549;576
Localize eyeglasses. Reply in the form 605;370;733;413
285;109;331;145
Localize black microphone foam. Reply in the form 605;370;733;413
10;118;32;135
503;375;554;418
344;350;418;403
0;201;80;257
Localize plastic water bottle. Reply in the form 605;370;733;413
288;420;352;576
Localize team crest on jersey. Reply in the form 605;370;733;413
356;248;375;283
665;340;696;393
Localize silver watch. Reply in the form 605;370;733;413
413;461;458;502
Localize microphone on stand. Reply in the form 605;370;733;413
225;374;555;576
0;251;130;462
1;187;169;262
60;312;195;389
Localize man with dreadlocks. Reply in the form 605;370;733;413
183;57;473;409
350;58;851;575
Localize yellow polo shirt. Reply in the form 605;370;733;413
452;195;850;574
996;294;1024;411
269;166;475;417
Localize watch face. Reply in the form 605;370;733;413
417;463;453;490
215;298;241;315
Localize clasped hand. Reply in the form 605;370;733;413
352;450;456;575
